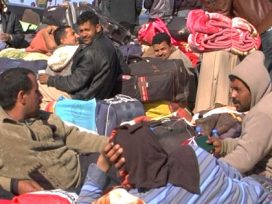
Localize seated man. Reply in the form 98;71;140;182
209;51;272;178
0;0;25;49
142;32;192;69
0;68;109;196
38;11;121;101
77;128;270;203
46;26;79;76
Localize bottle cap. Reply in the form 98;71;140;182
195;126;202;133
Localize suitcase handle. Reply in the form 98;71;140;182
104;94;138;104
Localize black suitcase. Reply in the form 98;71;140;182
166;16;189;41
113;58;193;104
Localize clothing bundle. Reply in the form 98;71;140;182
137;18;178;46
111;122;200;194
186;9;261;55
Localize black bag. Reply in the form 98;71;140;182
166;16;189;41
113;58;193;104
150;117;195;154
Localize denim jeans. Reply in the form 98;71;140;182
261;29;272;79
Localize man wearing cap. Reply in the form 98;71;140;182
210;51;272;179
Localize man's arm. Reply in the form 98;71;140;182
47;113;108;153
220;137;239;155
46;48;96;93
41;26;58;52
65;126;108;153
220;113;272;173
77;143;125;204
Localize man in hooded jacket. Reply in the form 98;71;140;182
210;50;272;178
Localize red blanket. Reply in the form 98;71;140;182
186;9;261;55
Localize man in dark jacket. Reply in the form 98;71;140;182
39;11;121;101
0;0;24;48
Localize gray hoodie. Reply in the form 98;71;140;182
220;51;272;177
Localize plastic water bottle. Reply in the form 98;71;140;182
211;128;219;138
0;26;7;50
0;41;6;50
195;126;203;137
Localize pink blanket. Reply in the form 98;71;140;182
186;9;261;55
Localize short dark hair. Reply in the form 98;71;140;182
0;68;35;110
152;32;171;45
53;26;70;46
77;11;99;26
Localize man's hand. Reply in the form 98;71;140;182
17;179;43;195
38;74;50;84
97;143;125;172
207;137;222;156
0;33;11;42
45;25;57;35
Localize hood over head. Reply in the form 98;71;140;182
229;51;272;108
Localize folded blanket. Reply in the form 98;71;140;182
186;9;261;55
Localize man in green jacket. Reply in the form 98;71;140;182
0;68;108;196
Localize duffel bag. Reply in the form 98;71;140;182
96;94;145;136
113;58;192;104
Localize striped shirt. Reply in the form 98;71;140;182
77;145;271;204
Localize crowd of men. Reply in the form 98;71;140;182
1;0;272;203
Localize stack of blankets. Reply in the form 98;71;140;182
186;9;261;55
